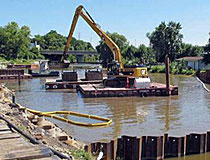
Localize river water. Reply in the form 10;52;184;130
2;71;210;159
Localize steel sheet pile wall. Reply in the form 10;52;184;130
85;132;210;160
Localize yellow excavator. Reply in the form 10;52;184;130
63;5;151;88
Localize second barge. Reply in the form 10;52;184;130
78;82;178;98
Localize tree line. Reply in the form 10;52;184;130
0;21;209;66
0;22;95;61
97;22;206;67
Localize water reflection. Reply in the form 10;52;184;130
166;152;210;160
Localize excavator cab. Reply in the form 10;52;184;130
107;61;120;77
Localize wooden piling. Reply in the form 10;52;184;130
165;55;170;96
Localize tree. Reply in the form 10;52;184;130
96;32;128;67
33;31;95;52
203;35;210;64
17;25;31;59
178;43;204;58
0;22;33;60
147;21;183;62
71;39;94;51
32;35;46;49
30;47;44;59
123;45;137;60
43;30;66;50
136;45;156;64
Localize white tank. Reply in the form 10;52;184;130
134;77;151;88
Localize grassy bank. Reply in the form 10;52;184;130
0;58;38;65
149;62;196;76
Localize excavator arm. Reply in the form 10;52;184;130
63;5;123;70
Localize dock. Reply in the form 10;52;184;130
78;82;178;98
0;69;32;80
7;64;39;69
0;74;32;80
45;79;103;90
0;119;61;160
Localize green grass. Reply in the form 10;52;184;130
149;65;165;73
9;59;37;65
69;148;94;160
149;63;196;76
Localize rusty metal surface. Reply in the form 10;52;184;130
78;83;178;98
85;132;210;160
0;69;24;75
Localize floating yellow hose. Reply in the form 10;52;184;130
1;88;112;127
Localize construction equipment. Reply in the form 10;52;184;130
64;5;151;88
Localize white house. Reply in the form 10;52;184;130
176;56;210;70
30;41;40;50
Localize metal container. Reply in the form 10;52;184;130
85;70;103;81
62;71;77;81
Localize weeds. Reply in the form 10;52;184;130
69;148;94;160
149;62;196;76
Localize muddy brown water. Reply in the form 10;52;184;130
2;71;210;159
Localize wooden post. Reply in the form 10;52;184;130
18;72;21;85
12;94;15;103
165;55;170;96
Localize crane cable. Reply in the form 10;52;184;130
1;88;112;127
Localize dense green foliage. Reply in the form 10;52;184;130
96;21;204;68
96;32;128;67
96;32;155;67
147;21;183;62
178;43;204;58
82;55;99;63
203;36;210;64
0;22;43;60
32;30;94;51
149;62;196;75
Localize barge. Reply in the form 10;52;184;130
78;82;178;98
45;79;103;90
0;69;32;80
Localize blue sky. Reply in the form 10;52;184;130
1;0;210;47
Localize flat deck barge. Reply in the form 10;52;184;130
0;74;32;80
0;69;32;80
78;82;178;98
45;79;103;90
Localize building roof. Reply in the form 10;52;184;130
176;56;203;61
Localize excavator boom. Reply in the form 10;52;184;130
63;5;123;69
63;5;150;88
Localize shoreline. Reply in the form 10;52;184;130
0;85;94;160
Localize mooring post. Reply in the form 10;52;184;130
165;55;170;96
12;93;15;103
18;72;21;85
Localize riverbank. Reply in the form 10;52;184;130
149;64;196;76
0;58;38;65
0;85;94;160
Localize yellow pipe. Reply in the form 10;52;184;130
1;88;112;127
15;102;112;127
